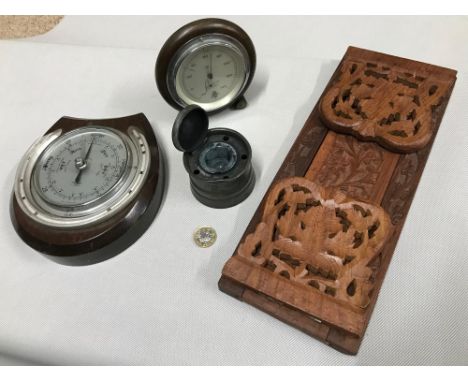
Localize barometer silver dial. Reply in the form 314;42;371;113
15;125;151;228
34;128;129;207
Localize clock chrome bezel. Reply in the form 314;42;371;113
166;34;251;113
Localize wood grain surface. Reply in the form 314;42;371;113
219;46;457;354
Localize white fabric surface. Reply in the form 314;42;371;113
0;16;467;365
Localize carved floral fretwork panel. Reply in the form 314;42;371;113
236;177;393;309
319;60;451;153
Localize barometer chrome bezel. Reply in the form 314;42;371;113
14;126;151;228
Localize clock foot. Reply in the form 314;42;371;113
230;96;247;110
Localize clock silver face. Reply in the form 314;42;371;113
34;128;129;207
175;44;246;110
169;35;250;112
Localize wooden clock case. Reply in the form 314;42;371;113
155;18;257;113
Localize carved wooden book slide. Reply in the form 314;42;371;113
219;47;457;354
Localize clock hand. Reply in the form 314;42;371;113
208;52;213;80
74;138;95;184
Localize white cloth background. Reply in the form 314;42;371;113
0;16;467;365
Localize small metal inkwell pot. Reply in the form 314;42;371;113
172;105;255;208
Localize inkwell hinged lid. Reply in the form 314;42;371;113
172;105;255;208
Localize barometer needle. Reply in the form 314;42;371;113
75;138;94;184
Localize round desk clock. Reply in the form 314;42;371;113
10;114;165;266
155;18;256;113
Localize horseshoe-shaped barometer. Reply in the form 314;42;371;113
10;114;164;265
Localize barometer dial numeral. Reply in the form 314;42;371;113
35;129;128;207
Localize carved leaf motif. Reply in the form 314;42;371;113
319;60;451;153
236;177;393;309
316;135;384;201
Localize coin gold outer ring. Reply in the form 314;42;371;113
193;226;217;248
